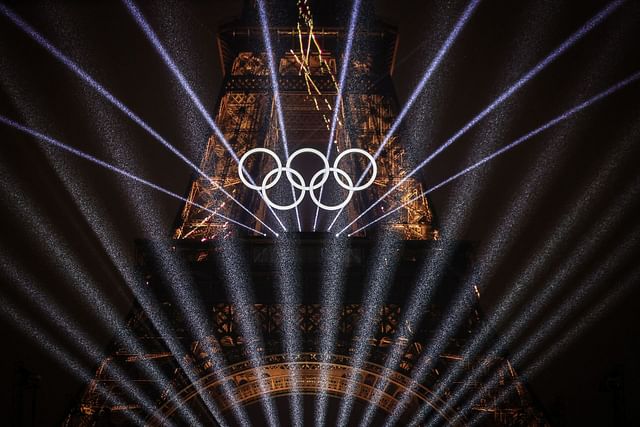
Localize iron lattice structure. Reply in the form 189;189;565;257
66;2;547;426
66;239;546;426
174;0;437;240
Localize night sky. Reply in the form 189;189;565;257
1;0;639;425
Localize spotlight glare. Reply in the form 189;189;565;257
122;0;286;234
0;258;177;423
401;178;640;427
1;147;213;424
457;250;640;427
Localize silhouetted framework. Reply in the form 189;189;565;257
65;237;546;425
65;1;547;425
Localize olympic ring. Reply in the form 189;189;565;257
238;147;377;211
261;167;306;210
309;167;354;210
238;147;282;191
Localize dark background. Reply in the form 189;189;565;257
1;0;639;425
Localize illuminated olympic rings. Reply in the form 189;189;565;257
238;147;377;211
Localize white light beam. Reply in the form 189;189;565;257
332;0;626;234
256;0;302;231
326;0;482;231
0;2;281;235
312;0;363;231
344;69;640;236
121;0;285;234
0;115;267;236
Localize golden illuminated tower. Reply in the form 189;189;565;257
65;2;547;426
174;0;437;240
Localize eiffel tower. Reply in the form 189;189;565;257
65;1;546;425
173;0;436;240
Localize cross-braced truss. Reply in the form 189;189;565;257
68;302;544;426
175;0;436;239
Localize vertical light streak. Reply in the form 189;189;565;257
0;115;266;236
120;0;230;163
358;243;455;427
121;0;286;233
112;270;222;425
104;250;227;425
255;0;289;158
149;240;256;427
333;0;627;234
372;0;481;161
256;0;302;231
326;0;482;232
346;69;640;236
315;235;350;427
0;304;148;426
383;284;477;427
335;232;402;426
275;234;304;427
312;0;362;231
215;237;281;427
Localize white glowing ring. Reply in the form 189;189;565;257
285;147;330;191
238;147;377;211
309;167;354;210
238;147;282;191
260;167;306;210
333;148;378;191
